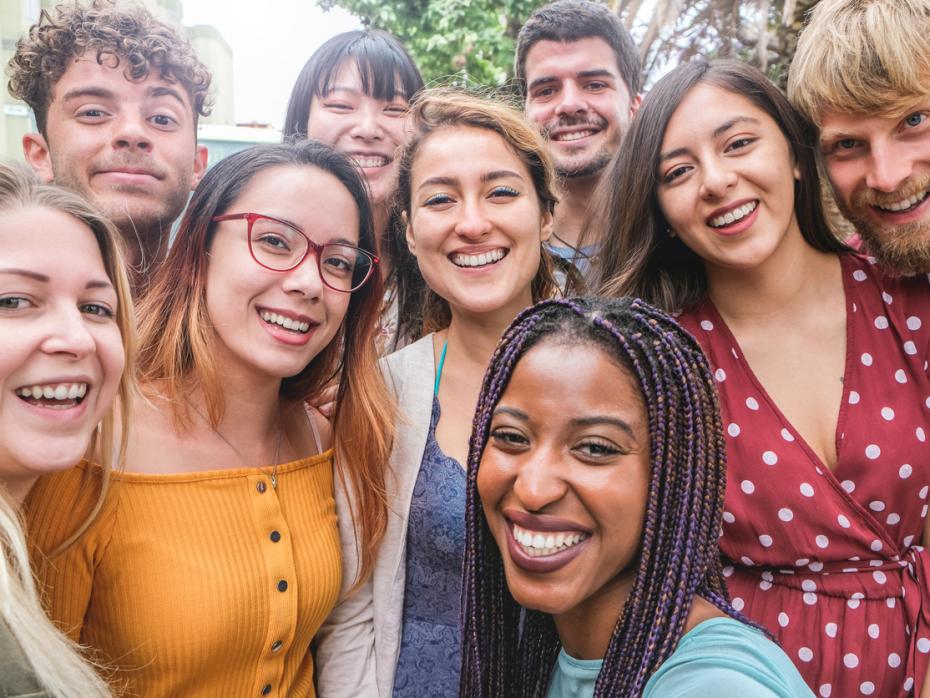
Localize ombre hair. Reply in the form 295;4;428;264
461;296;756;697
135;141;394;585
585;59;850;310
395;89;560;333
788;0;930;125
1;160;134;696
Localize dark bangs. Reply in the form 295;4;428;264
283;29;424;139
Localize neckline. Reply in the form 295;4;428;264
79;449;334;483
702;254;854;477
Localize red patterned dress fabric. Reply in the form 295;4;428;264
678;254;930;697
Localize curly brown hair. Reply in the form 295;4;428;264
7;0;213;135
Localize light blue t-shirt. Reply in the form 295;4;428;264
546;617;813;698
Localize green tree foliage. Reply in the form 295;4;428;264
316;0;820;88
317;0;544;86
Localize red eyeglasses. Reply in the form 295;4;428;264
212;212;379;293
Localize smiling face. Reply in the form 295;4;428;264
204;164;357;386
23;52;207;254
477;339;650;621
405;126;552;324
306;59;410;208
819;98;930;275
0;206;124;501
524;37;639;180
656;84;804;274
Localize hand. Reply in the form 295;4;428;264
312;382;339;420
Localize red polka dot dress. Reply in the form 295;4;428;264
679;254;930;698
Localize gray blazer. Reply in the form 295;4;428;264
314;334;436;697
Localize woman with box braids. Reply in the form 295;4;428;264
461;296;812;698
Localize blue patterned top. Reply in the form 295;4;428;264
392;396;467;697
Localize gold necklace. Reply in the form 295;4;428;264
186;398;285;488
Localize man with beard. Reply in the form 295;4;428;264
8;0;211;289
788;0;930;276
515;0;641;279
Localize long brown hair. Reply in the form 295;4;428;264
394;88;560;333
584;59;850;311
135;141;394;585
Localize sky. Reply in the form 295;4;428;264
181;0;363;128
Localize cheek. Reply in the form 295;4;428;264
476;455;510;508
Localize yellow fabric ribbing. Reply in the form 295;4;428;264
24;453;341;698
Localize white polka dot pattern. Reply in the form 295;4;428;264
677;255;930;696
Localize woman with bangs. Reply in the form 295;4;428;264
587;58;930;696
25;141;394;696
285;28;426;351
314;89;558;697
1;162;133;697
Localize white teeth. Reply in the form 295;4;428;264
512;524;587;557
877;189;929;212
15;383;88;402
260;311;311;333
353;156;388;168
555;130;595;142
710;201;758;228
451;249;506;268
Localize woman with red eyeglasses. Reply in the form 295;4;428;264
25;141;395;697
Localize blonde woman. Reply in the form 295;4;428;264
0;162;133;697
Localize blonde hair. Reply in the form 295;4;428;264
788;0;930;124
0;161;136;696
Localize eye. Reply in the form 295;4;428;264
324;101;352;111
532;86;557;100
489;427;529;450
489;186;519;199
76;107;107;121
0;295;32;310
662;165;691;184
574;437;623;460
151;113;178;128
584;81;609;91
725;136;755;152
385;103;409;115
81;302;115;318
904;112;927;128
321;245;357;277
424;193;455;207
256;233;291;252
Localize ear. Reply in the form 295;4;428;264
22;132;55;183
793;163;802;181
191;144;209;190
402;210;416;256
629;93;643;119
539;209;554;243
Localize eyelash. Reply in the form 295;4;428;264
0;295;31;310
491;186;519;198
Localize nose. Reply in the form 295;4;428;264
699;157;738;200
350;103;384;141
866;140;914;193
41;306;97;359
454;199;493;240
554;81;587;118
111;112;153;152
511;448;569;512
281;250;326;300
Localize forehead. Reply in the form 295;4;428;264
524;37;621;82
0;206;104;267
411;126;531;182
317;57;406;101
663;84;775;144
505;339;644;420
50;51;194;111
818;107;906;142
230;164;360;239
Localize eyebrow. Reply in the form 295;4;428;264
147;85;187;107
0;268;113;290
417;170;524;191
659;116;762;161
492;406;638;440
60;86;117;103
324;85;407;100
527;68;616;93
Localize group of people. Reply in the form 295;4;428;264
0;0;928;697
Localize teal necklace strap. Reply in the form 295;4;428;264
434;339;449;396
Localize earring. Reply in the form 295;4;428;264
666;227;677;238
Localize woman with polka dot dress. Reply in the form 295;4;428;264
588;60;930;696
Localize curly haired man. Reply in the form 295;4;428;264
8;0;213;281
